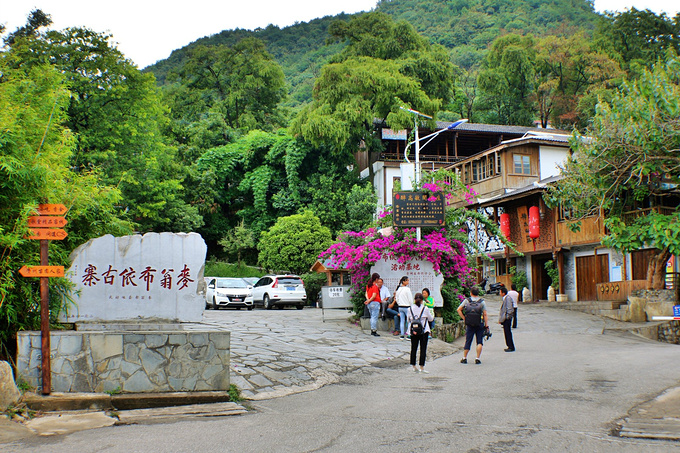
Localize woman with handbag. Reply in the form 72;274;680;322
393;276;413;339
407;292;434;373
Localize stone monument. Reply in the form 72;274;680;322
61;232;206;323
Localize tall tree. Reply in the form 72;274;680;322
7;26;201;232
0;58;131;356
291;12;456;156
546;57;680;289
595;8;680;74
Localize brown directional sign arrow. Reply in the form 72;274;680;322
19;265;65;278
28;228;68;240
37;204;68;216
27;216;68;228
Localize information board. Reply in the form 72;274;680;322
393;192;445;227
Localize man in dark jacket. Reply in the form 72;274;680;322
499;286;515;352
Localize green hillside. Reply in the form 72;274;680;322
145;0;599;108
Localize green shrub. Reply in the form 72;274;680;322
204;261;264;278
301;272;327;306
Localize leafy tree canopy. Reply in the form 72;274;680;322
258;211;332;275
6;23;201;232
292;12;456;154
0;58;132;356
546;56;680;288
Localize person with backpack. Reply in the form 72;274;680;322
457;287;489;364
407;292;434;373
393;276;413;339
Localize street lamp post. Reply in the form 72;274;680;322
399;107;468;241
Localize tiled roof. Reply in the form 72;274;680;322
436;121;570;136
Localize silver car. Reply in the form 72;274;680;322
206;277;254;310
251;275;307;310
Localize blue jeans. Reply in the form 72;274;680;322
398;306;410;336
368;301;380;331
385;307;399;331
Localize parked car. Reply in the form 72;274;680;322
251;275;307;310
206;277;254;310
241;277;259;288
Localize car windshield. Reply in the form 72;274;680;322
216;279;247;289
278;277;302;285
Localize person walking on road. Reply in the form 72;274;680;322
394;276;413;339
408;292;434;373
457;287;488;364
508;283;520;328
499;286;515;352
365;273;381;337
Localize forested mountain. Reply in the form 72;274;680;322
146;0;600;108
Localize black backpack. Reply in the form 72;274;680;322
409;306;425;336
464;298;483;327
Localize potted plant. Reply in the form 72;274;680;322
545;260;566;302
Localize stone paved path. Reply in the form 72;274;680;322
192;307;457;400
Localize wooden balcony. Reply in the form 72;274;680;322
379;152;463;164
622;206;676;225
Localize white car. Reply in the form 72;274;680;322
251;275;307;310
206;278;254;310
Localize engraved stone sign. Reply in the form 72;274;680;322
62;233;207;323
371;257;444;307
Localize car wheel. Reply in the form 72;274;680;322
247;306;254;311
213;297;219;310
263;294;273;310
296;305;304;310
205;301;210;310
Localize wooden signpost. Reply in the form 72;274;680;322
20;203;68;395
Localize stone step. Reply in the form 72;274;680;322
114;402;247;425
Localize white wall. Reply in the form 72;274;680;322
538;145;568;179
371;162;403;212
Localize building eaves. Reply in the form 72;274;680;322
476;175;563;207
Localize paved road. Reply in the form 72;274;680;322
6;303;680;452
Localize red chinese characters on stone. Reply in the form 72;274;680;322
82;264;100;286
176;265;193;290
160;269;174;289
139;266;157;291
81;264;193;291
118;268;138;288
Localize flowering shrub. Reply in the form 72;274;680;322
320;227;475;322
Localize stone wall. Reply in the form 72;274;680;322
16;330;230;393
433;321;466;342
657;321;680;344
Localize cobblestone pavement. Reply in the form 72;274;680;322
194;307;457;400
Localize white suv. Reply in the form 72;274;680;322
251;275;307;310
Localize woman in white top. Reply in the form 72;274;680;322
407;292;434;373
393;276;413;339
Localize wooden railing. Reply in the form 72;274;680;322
379;152;464;164
596;280;647;301
622;207;676;225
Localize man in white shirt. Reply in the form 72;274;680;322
508;284;520;328
377;278;391;320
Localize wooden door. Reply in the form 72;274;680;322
531;254;552;301
576;255;610;300
632;249;658;281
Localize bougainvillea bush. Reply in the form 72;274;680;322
319;227;475;323
319;167;515;324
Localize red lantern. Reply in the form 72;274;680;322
529;206;540;239
500;213;510;239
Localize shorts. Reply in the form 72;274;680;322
464;325;485;350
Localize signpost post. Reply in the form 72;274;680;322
20;203;68;395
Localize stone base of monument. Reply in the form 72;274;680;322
17;327;230;394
